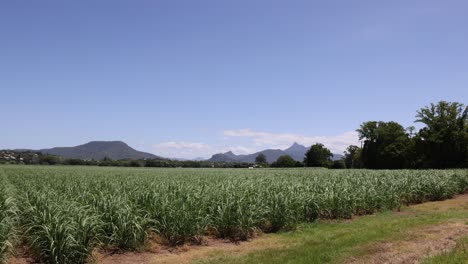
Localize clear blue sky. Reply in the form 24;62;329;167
1;0;467;159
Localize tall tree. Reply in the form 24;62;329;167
343;145;360;168
272;155;296;168
304;143;332;167
357;121;411;169
415;101;467;168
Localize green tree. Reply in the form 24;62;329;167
330;160;346;169
294;161;304;167
304;143;332;167
255;153;267;164
273;155;296;168
357;121;412;169
39;155;60;165
415;101;467;168
343;145;360;168
352;148;363;168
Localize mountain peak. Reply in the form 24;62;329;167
207;143;342;163
223;151;239;159
285;142;307;152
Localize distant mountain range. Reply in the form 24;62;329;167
207;142;343;163
10;141;343;163
30;141;161;160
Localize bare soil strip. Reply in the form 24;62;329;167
96;235;286;264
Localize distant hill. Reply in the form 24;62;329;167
39;141;160;160
207;143;343;163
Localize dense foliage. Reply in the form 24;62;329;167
255;153;267;164
304;143;333;167
356;101;467;169
0;151;255;168
270;155;300;167
357;121;413;169
0;166;466;263
415;101;467;168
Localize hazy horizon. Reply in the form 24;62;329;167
2;0;467;159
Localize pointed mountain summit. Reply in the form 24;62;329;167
208;151;238;162
223;151;237;158
285;142;305;152
284;142;309;161
208;143;305;163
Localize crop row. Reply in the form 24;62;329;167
0;166;467;263
0;171;18;264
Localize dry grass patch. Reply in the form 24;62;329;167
410;193;468;212
346;222;468;264
96;234;286;264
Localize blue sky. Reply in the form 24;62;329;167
1;0;467;159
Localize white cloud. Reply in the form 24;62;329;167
154;141;210;150
223;129;359;154
152;130;360;159
152;141;256;160
152;142;213;159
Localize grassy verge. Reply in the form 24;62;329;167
196;195;468;264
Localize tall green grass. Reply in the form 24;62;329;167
1;166;467;263
0;171;18;264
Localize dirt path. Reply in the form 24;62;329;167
97;235;285;264
345;221;468;264
345;193;468;264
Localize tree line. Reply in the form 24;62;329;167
0;152;256;168
265;101;467;169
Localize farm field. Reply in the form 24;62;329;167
194;192;468;264
0;166;467;264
